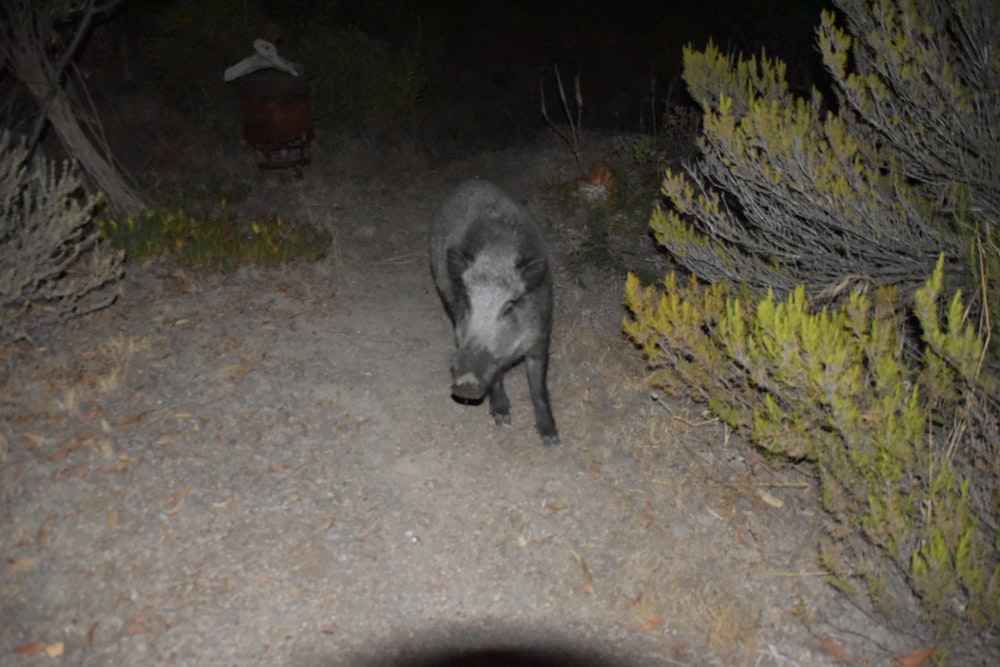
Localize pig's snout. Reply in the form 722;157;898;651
450;346;496;401
451;373;485;400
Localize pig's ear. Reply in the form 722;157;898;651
447;248;470;284
518;258;547;292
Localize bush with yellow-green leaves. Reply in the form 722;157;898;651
625;0;999;643
625;259;998;636
98;203;331;273
652;0;997;302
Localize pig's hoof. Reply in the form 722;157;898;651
540;432;560;446
492;410;511;426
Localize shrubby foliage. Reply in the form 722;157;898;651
651;0;998;301
625;262;999;634
98;203;331;273
625;0;1000;641
819;0;1000;225
0;131;124;342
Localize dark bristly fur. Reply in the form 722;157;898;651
429;179;559;445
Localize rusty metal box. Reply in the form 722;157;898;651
237;72;313;169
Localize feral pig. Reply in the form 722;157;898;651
429;179;559;445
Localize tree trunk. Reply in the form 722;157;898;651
1;0;147;217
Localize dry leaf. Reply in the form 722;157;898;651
820;635;855;663
45;642;64;657
756;488;784;508
37;514;56;545
6;555;39;574
21;433;47;455
735;530;752;549
122;615;143;636
569;550;593;593
14;642;51;656
53;465;90;481
49;434;91;462
893;644;937;667
170;485;192;506
634;616;663;632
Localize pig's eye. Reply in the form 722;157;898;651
501;300;516;317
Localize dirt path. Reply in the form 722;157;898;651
2;137;936;666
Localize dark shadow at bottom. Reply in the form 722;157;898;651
404;646;622;667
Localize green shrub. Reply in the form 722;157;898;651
653;0;998;302
99;202;330;273
624;258;999;635
0;131;124;342
652;37;963;299
626;0;1000;642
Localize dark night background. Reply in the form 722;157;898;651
82;0;834;156
290;0;832;146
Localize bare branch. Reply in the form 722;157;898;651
540;64;584;176
1;0;147;215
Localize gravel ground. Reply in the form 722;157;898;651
1;136;956;666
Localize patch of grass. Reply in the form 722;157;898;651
98;201;331;273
